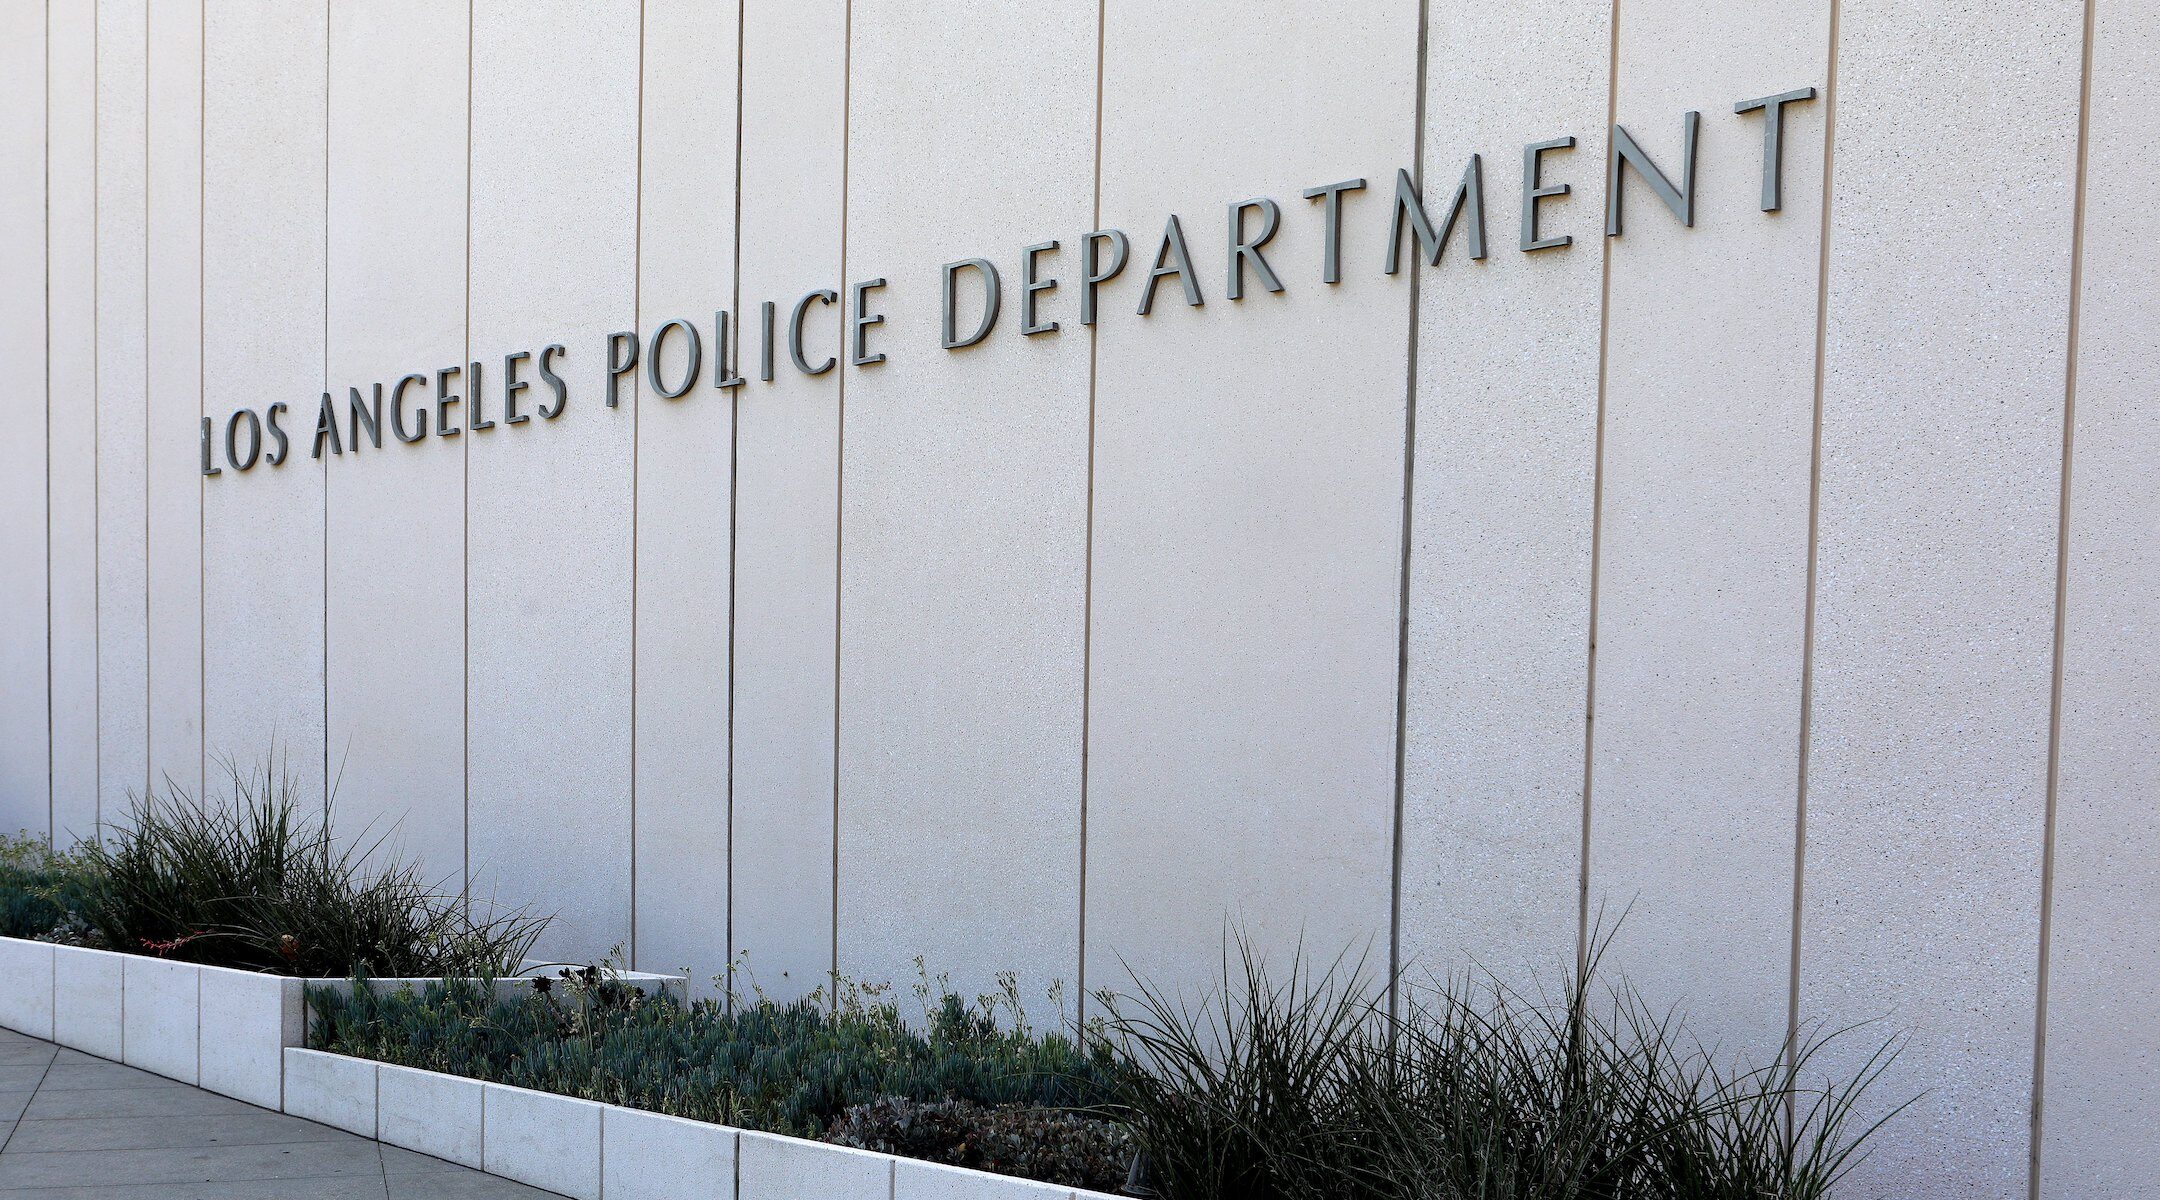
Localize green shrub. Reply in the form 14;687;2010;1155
308;965;1128;1189
0;832;98;941
828;1096;1131;1193
1095;931;1905;1200
76;755;547;977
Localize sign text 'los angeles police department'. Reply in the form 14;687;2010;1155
200;87;1817;477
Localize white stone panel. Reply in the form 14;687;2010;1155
0;0;49;838
281;1048;376;1138
2040;5;2160;1196
631;0;738;990
51;946;124;1059
465;0;639;964
729;0;847;1001
1083;0;1414;999
482;1083;602;1200
894;1158;1074;1200
1800;4;2083;1195
145;0;203;801
1399;0;1611;990
377;1060;484;1169
324;0;468;890
195;964;303;1109
95;0;150;827
0;940;56;1040
600;1105;738;1200
835;0;1090;1010
119;955;197;1084
737;1131;889;1200
47;0;99;846
1587;5;1829;1057
200;0;327;806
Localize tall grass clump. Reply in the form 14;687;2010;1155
310;965;1132;1190
76;755;547;977
1096;931;1904;1200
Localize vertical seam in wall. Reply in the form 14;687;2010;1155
1387;0;1432;1026
45;0;55;848
1788;0;1842;1089
93;0;103;840
629;0;647;972
1076;0;1104;1025
831;0;852;999
2029;4;2096;1193
725;0;745;1009
321;0;331;820
196;0;204;801
1576;0;1621;974
142;0;151;809
461;0;474;906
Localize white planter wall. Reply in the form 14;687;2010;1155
483;1083;606;1200
0;935;1122;1200
121;955;200;1084
377;1059;485;1168
602;1107;740;1200
0;938;54;1040
51;944;124;1060
0;937;674;1112
284;1046;378;1138
285;1045;1122;1200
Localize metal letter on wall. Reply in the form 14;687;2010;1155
1733;87;1818;212
1521;137;1576;253
1606;112;1701;235
941;260;1001;350
789;290;839;375
1138;215;1203;315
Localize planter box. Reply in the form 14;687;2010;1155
0;936;680;1113
0;936;1120;1200
363;1059;1125;1200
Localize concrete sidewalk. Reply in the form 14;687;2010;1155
0;1026;562;1198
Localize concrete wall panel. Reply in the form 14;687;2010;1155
0;0;49;839
1800;4;2083;1195
632;0;738;989
2040;5;2160;1195
145;0;203;801
1400;0;1611;987
1587;5;1828;1054
47;0;99;845
200;0;327;813
464;0;640;963
95;0;149;825
324;0;468;888
836;0;1092;1006
729;0;847;1000
1083;0;1414;998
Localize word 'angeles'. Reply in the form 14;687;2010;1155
202;87;1817;476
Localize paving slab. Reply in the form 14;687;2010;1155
0;1031;567;1199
